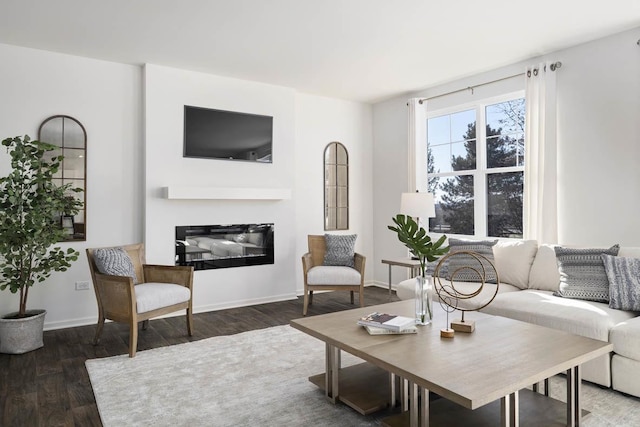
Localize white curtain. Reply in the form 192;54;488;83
524;62;558;244
407;98;427;193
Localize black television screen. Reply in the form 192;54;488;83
183;106;273;163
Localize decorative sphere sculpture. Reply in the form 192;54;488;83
432;250;500;333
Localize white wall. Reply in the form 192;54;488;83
144;64;299;311
372;26;640;287
0;43;143;329
294;93;374;291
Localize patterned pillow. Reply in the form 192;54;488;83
93;247;138;284
323;234;357;268
602;254;640;311
553;245;619;302
446;238;498;283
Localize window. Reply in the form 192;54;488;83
427;94;525;238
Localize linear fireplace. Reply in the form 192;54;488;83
175;223;274;271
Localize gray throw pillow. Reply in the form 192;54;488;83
446;238;498;283
553;245;619;302
93;247;138;284
602;254;640;311
323;234;357;268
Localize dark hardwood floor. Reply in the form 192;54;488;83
0;286;398;427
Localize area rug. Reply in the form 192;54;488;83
86;325;640;427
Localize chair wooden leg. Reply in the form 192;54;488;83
309;290;314;305
93;316;105;345
129;321;138;358
186;308;193;336
359;290;364;307
350;290;354;304
303;291;310;316
142;319;149;330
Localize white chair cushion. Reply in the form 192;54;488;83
135;282;191;314
307;266;361;285
493;239;538;289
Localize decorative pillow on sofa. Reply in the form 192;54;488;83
93;247;138;284
553;245;619;302
493;239;538;289
323;234;357;268
602;254;640;311
446;238;498;283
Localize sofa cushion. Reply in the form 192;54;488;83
481;289;636;342
493;239;538;290
610;316;640;360
323;234;356;268
554;245;619;303
446;238;498;283
396;277;520;308
602;254;640;311
307;266;361;285
134;282;190;314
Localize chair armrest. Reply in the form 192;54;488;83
93;273;136;319
143;264;194;290
354;253;366;276
302;252;314;274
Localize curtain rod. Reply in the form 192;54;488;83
415;61;562;104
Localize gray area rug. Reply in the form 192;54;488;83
86;325;640;427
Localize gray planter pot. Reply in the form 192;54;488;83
0;309;46;354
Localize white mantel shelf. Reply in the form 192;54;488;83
164;187;291;200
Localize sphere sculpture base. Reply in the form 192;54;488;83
451;319;476;333
440;328;455;338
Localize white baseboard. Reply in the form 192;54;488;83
43;292;299;331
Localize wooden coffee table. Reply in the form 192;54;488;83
290;300;613;427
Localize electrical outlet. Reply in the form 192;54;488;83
75;281;91;291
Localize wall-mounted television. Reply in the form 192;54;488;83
183;105;273;163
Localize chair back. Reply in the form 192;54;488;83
307;235;326;267
86;243;146;284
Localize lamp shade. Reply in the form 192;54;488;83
400;192;436;218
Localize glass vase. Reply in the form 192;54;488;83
415;275;433;325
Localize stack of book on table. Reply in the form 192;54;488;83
357;312;417;335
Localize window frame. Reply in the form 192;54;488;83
425;90;525;239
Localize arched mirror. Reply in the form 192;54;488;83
324;141;349;230
38;115;87;241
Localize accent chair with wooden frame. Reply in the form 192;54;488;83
86;243;194;357
301;235;366;316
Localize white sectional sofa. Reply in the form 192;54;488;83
395;240;640;398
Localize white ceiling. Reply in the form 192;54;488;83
0;1;639;103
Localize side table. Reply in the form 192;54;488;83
380;258;421;295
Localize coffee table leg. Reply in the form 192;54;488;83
566;366;581;426
325;343;340;404
408;382;429;427
500;391;519;427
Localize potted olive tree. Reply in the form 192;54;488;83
0;135;82;354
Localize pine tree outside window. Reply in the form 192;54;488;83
427;93;525;239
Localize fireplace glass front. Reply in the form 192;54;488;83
175;223;274;270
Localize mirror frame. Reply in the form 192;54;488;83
324;141;349;230
38;115;87;242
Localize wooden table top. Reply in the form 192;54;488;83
290;300;613;410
